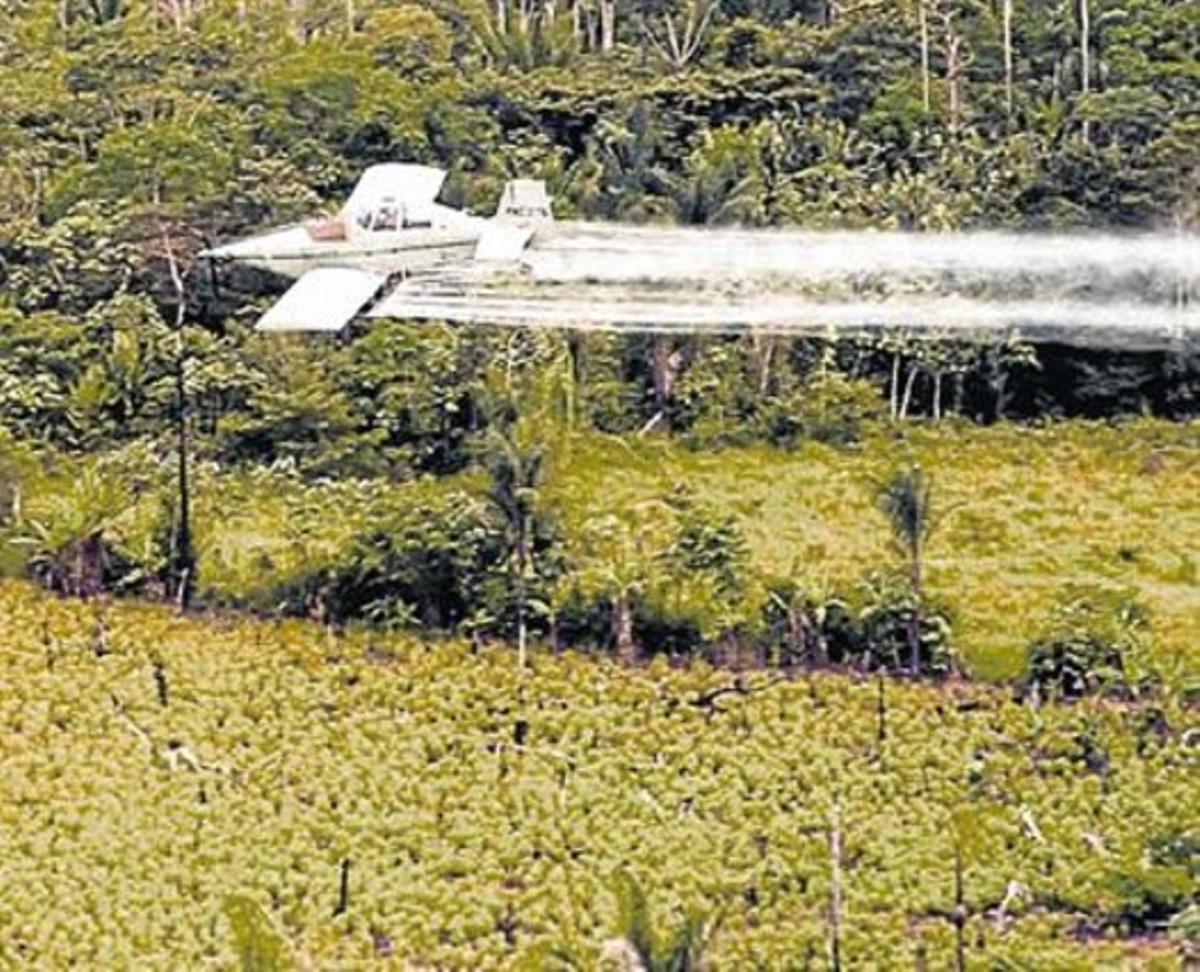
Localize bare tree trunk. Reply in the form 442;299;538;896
1079;0;1090;141
828;806;843;972
599;0;615;51
1002;0;1014;122
517;610;527;668
908;550;922;675
876;672;887;745
953;844;967;972
650;336;685;427
932;370;943;421
890;352;902;419
944;16;963;132
162;229;194;612
345;0;355;34
899;363;918;420
517;516;531;670
613;592;636;664
919;1;931;112
752;333;776;394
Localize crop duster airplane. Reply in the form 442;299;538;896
202;163;552;332
204;163;1198;350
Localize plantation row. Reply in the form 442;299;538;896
0;582;1195;968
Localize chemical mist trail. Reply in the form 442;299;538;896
372;229;1199;350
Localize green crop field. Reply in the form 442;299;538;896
0;581;1195;969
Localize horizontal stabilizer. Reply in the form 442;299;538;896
473;223;534;262
256;267;388;332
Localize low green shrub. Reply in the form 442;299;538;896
1025;587;1152;700
15;463;172;598
760;572;954;676
265;489;563;640
760;372;885;447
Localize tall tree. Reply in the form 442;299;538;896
878;467;936;675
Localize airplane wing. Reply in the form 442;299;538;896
256;267;388;332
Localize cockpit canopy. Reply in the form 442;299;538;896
354;195;434;233
342;163;446;234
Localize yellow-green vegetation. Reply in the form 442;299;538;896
547;419;1200;680
11;419;1198;683
0;582;1194;968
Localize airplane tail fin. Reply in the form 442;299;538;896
473;179;552;262
494;179;553;223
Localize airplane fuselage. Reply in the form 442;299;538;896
207;215;483;279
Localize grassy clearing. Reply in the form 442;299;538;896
544;420;1200;680
7;419;1197;683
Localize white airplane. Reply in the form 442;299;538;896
205;162;1198;350
203;163;553;332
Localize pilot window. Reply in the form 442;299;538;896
372;200;400;232
355;197;434;232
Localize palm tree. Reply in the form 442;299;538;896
486;432;545;670
604;870;721;971
877;466;935;675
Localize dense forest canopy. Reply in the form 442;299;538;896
0;0;1197;448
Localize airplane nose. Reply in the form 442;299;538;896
203;226;315;260
199;243;236;260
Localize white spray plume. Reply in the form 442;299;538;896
372;227;1199;350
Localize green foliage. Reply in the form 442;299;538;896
662;484;748;599
1025;586;1152;700
878;465;935;565
224;895;294;972
608;870;720;971
267;489;501;630
761;370;884;447
0;581;1194;967
760;572;954;675
16;464;148;597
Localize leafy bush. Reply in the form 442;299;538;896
853;573;955;676
760;573;954;676
761;578;855;667
661;485;748;599
1106;865;1195;932
266;486;564;641
16;465;162;598
269;492;502;629
761;372;884;447
552;588;708;659
1025;587;1152;700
